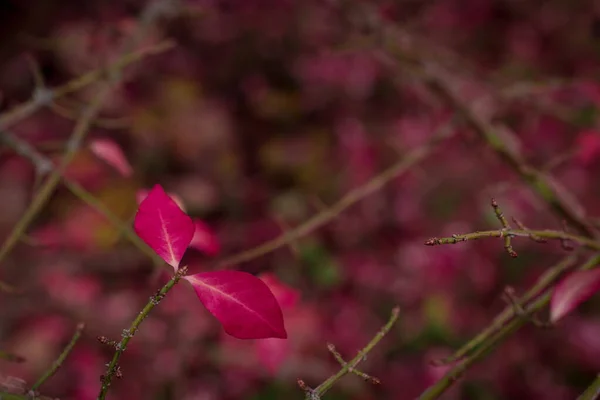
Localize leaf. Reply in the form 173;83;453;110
133;184;194;270
89;138;133;177
255;338;289;375
550;269;600;323
184;271;287;339
136;189;186;212
576;130;600;165
259;273;300;310
189;220;221;256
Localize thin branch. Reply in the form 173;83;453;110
0;40;174;130
0;86;113;281
298;306;400;399
421;252;600;399
430;252;578;367
578;375;600;400
327;343;380;384
1;134;165;270
424;228;600;251
29;322;85;393
49;100;130;129
214;122;455;269
395;51;597;239
97;266;188;400
337;3;597;240
0;392;30;400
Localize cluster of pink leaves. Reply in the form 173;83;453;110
87;139;289;340
133;183;287;340
91;120;600;385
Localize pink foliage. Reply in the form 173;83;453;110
576;130;600;165
133;184;195;270
189;220;221;256
184;271;287;340
133;184;287;340
89;138;133;177
550;269;600;323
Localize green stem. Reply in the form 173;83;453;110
0;40;174;130
97;267;187;400
215;123;455;270
426;229;600;251
0;87;111;284
310;306;400;398
419;252;600;399
434;253;579;365
0;131;164;269
30;323;85;393
0;392;30;400
578;375;600;400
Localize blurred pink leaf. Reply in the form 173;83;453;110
137;189;186;211
189;220;221;256
184;271;287;339
550;269;600;323
89;138;133;177
255;338;289;375
259;272;300;310
133;184;194;270
576;130;600;165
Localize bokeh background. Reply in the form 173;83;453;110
1;0;600;399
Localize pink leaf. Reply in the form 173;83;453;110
256;338;289;375
133;184;194;270
89;138;133;177
184;271;287;339
189;220;221;256
136;189;186;211
576;130;600;165
550;269;600;323
259;272;300;310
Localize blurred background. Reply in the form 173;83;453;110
1;0;600;399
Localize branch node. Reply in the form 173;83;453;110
512;217;547;243
502;286;553;329
32;87;54;106
560;220;575;251
491;198;510;228
326;343;380;384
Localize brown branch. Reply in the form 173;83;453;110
0;86;112;289
0;40;174;130
425;228;600;251
213;122;455;269
298;307;400;399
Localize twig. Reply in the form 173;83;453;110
511;217;546;243
214;122;455;269
396;53;597;239
49;100;130;129
0;40;174;130
327;343;380;384
420;252;600;399
29;322;85;393
0;393;30;400
490;198;517;257
430;252;579;366
97;266;188;400
298;306;400;399
501;287;552;329
0;131;165;269
578;374;600;400
341;4;597;239
424;228;600;251
0;85;113;281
